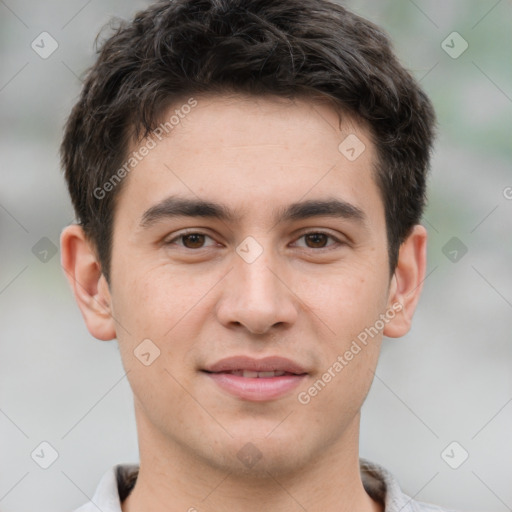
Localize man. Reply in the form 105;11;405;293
60;0;453;511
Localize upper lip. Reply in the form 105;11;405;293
203;356;308;374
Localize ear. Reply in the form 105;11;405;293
60;224;116;341
383;224;427;338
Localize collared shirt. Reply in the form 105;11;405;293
73;458;457;512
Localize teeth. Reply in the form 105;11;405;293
228;370;288;378
259;371;283;377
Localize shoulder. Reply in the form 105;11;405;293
71;464;139;512
360;458;460;512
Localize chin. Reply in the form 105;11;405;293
200;433;314;480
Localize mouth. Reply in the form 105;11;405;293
204;369;300;378
202;355;308;375
201;355;308;401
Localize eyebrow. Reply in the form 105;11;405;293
139;195;366;228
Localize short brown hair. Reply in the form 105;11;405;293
61;0;436;283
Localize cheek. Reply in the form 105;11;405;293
111;267;219;403
296;335;381;449
297;262;388;396
111;262;208;337
298;263;388;334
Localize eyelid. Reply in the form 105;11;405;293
290;230;345;249
164;228;347;250
164;229;219;247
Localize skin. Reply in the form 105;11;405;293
61;94;427;512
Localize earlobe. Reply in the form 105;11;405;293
383;224;427;338
60;225;116;341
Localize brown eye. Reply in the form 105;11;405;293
304;233;329;248
165;231;218;250
292;231;343;250
181;233;206;248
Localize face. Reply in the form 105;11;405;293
86;94;403;475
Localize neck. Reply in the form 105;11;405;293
122;407;383;512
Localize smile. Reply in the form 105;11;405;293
202;370;307;401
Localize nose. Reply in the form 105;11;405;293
215;247;298;335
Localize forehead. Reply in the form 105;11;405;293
115;93;383;228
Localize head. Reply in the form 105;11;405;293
61;0;435;481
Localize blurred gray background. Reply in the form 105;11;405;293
0;1;511;511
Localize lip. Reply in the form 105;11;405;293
204;372;306;401
203;355;308;374
202;355;308;402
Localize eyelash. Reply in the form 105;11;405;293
164;230;345;251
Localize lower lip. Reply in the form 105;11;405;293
203;372;307;401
